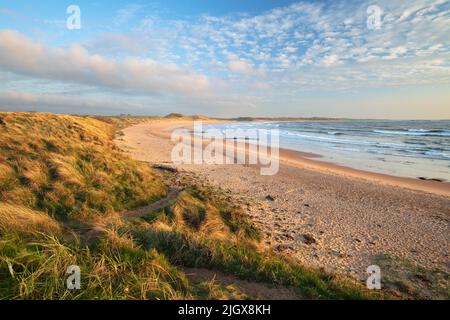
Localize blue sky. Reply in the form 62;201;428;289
0;0;449;118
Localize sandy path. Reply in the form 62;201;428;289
183;267;301;300
115;119;450;280
122;187;181;220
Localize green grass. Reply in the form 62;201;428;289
0;231;241;300
372;254;450;300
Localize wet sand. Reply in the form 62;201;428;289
115;119;450;279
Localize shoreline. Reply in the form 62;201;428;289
125;118;450;198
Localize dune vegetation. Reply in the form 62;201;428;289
0;112;387;300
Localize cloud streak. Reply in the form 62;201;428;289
0;30;211;97
0;90;147;114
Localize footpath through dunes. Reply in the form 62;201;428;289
116;118;450;299
122;187;181;220
0;112;386;300
182;267;301;300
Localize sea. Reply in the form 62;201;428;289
203;120;450;181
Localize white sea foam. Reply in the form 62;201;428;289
203;120;450;180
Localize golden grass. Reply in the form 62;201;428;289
0;112;166;220
0;163;13;180
140;190;244;243
0;202;61;236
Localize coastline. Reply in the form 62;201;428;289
115;118;450;282
118;118;450;198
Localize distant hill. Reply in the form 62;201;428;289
164;113;209;120
164;113;184;119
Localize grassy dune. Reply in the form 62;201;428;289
0;112;387;300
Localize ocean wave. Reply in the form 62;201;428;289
280;131;417;148
408;129;445;133
327;131;344;135
424;150;450;159
205;122;450;162
373;129;450;137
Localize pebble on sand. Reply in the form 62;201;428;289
301;234;317;245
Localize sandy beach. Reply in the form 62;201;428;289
115;119;450;280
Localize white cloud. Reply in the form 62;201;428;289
322;55;339;66
391;47;408;55
0;30;211;97
382;55;398;60
122;0;447;93
228;60;253;74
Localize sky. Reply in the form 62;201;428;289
0;0;449;119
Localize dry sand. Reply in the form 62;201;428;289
115;119;450;280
